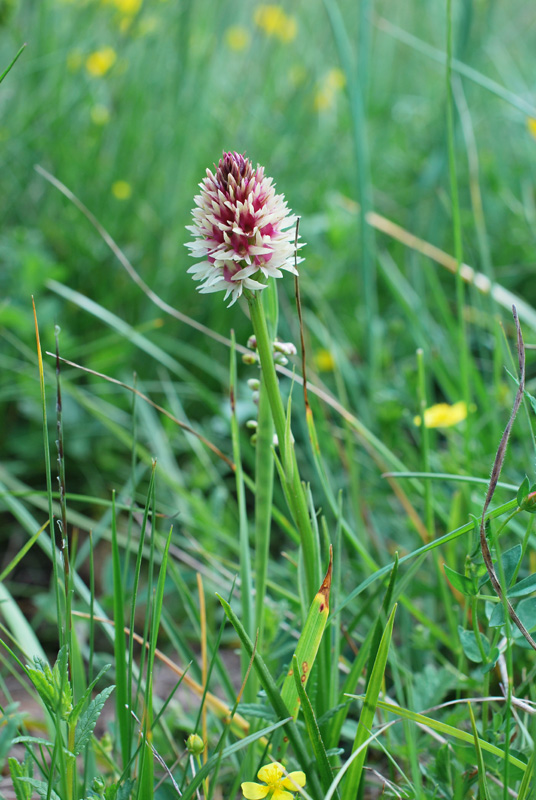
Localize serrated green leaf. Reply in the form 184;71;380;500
508;573;536;598
458;627;490;663
18;777;61;800
69;664;111;725
443;564;476;596
74;685;115;755
8;757;33;800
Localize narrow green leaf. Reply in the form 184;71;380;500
0;44;26;84
365;555;399;684
341;604;397;800
74;685;115;755
217;594;323;800
291;655;337;796
468;703;492;800
111;492;130;766
370;700;527;772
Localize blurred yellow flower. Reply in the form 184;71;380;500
114;0;142;12
90;105;111;125
86;47;117;77
67;49;83;72
254;5;297;43
314;68;346;112
527;118;536;140
225;25;251;52
414;401;468;429
314;348;335;372
112;180;132;200
326;68;345;90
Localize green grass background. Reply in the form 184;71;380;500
1;0;536;797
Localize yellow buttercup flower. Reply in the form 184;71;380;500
242;762;306;800
112;180;132;200
527;118;536;140
254;5;297;43
114;0;142;12
314;348;335;372
86;47;117;77
414;401;468;429
225;25;251;51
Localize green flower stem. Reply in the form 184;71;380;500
254;374;275;642
247;289;320;601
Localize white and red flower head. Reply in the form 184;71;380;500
186;151;302;305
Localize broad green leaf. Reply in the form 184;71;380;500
74;685;115;755
517;476;530;507
508;573;536;598
443;564;475;596
489;605;505;628
458;627;490;663
280;551;332;720
501;545;522;588
341;604;397;800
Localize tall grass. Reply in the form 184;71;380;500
1;0;536;798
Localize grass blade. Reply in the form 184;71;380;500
341;604;397;800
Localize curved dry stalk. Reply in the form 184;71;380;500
479;306;536;651
45;352;235;471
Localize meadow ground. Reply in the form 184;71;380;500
1;0;536;798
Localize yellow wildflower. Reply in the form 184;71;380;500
254;5;297;43
314;348;335;372
314;68;346;112
112;180;132;200
414;401;468;429
86;47;117;77
90;105;110;125
225;25;251;52
527;118;536;140
114;0;142;12
326;68;345;90
242;762;306;800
